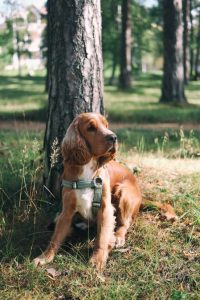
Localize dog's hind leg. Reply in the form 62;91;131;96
115;180;142;248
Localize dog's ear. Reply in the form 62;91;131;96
62;117;91;165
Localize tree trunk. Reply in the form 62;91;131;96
45;1;50;92
194;12;200;80
160;0;187;104
16;31;21;77
109;50;117;85
183;0;190;84
189;0;194;79
119;0;132;89
44;0;104;199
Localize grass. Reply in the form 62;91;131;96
105;74;200;124
0;72;200;123
0;72;200;299
0;73;47;121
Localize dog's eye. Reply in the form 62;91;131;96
87;124;96;132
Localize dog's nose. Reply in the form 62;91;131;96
106;134;117;143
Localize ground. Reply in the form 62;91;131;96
0;72;199;299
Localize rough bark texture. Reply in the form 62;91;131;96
183;0;190;84
160;0;187;103
119;0;132;89
194;12;200;80
45;1;50;92
44;0;104;199
189;0;194;79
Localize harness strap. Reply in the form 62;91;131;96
62;177;103;216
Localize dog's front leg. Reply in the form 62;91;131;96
90;183;115;270
34;190;76;266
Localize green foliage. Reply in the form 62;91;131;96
132;0;160;72
102;0;121;70
0;20;14;66
102;0;164;80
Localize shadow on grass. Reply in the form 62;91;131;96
0;208;97;265
0;74;47;122
0;106;48;122
108;104;200;124
0;89;45;101
0;75;45;85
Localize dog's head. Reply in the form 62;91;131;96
62;113;117;166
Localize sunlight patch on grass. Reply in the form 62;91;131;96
0;102;42;112
126;154;200;176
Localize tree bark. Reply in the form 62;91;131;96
160;0;187;104
119;0;132;89
194;12;200;80
109;49;117;85
44;1;50;92
189;0;194;79
44;0;104;199
183;0;190;84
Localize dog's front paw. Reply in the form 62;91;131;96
33;252;54;266
115;234;125;248
90;249;108;270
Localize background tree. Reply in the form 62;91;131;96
189;0;195;79
102;0;120;85
13;17;31;76
132;1;152;73
160;0;187;104
194;10;200;80
40;2;49;92
183;0;190;84
119;0;132;89
44;0;104;199
101;0;164;84
0;20;14;68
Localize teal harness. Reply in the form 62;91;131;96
62;176;103;216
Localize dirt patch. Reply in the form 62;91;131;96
0;120;200;131
110;122;200;131
0;120;45;131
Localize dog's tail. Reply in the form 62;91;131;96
141;199;178;221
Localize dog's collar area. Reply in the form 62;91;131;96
62;177;103;216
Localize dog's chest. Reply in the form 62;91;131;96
75;160;96;220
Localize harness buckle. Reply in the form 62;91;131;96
93;176;103;188
72;181;77;189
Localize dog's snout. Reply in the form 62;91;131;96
106;134;117;143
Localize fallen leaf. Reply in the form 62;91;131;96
97;273;106;282
46;267;62;278
114;247;131;253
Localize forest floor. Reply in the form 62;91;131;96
0;72;200;299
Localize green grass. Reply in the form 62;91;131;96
105;74;200;124
0;126;200;299
0;72;200;123
0;73;200;299
0;74;47;121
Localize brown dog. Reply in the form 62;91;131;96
33;112;175;269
